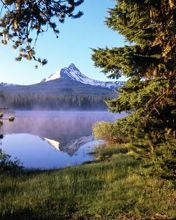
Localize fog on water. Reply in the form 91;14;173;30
0;110;126;169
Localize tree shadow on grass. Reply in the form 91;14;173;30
0;210;72;220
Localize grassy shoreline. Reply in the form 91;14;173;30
0;145;176;220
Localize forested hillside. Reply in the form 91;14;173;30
0;79;115;109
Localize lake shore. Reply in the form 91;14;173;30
0;144;175;220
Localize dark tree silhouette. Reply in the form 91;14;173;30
92;0;176;176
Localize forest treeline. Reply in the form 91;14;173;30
0;91;111;110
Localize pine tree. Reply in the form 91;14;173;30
92;0;176;176
0;0;83;64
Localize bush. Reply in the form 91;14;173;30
93;120;129;143
93;121;114;142
0;149;22;173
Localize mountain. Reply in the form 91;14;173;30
42;64;123;89
0;64;123;110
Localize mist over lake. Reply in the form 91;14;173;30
0;111;126;169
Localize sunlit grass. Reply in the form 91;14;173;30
0;145;176;220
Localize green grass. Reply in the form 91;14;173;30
0;145;176;220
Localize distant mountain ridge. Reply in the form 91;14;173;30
42;64;123;90
0;64;123;110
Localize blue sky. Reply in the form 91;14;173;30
0;0;125;85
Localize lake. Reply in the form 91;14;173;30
0;111;125;169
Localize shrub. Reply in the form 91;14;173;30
0;149;22;173
93;120;129;143
93;121;114;142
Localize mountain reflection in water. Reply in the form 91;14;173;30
43;136;96;156
0;133;101;169
0;111;126;169
44;138;60;151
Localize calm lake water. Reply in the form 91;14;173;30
0;111;125;169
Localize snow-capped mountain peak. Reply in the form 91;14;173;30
42;64;123;90
60;63;91;82
42;68;61;82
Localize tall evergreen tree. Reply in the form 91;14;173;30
0;0;83;64
92;0;176;176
